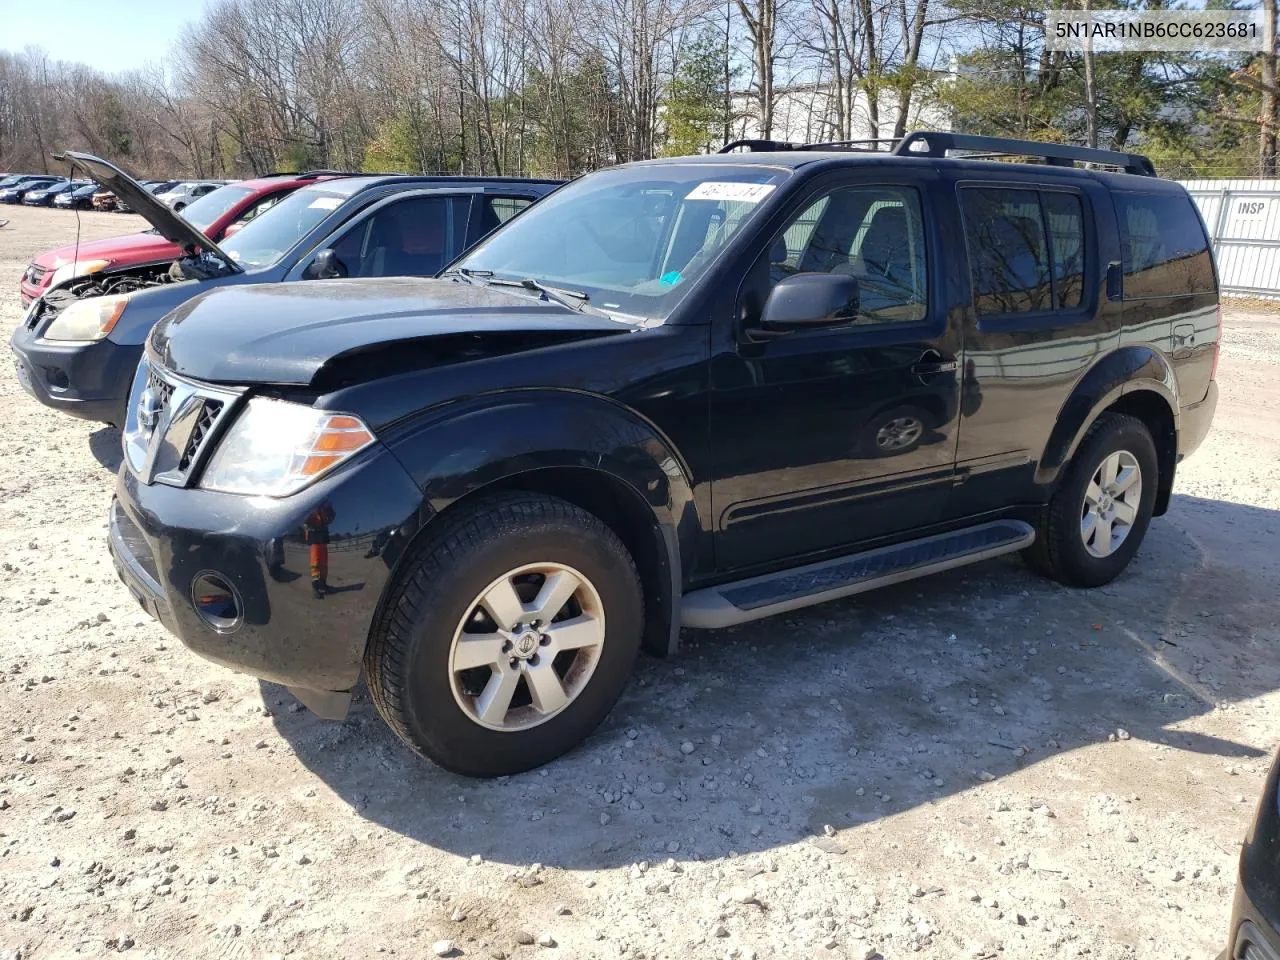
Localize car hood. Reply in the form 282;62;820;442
151;277;636;388
32;231;182;271
54;152;240;275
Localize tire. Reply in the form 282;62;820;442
364;493;644;776
860;405;930;457
1024;412;1158;587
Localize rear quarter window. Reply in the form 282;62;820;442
1115;192;1215;299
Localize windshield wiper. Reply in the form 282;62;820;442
441;266;493;284
488;276;591;312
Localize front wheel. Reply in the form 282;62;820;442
364;493;644;776
1024;412;1158;587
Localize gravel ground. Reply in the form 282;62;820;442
2;204;1279;960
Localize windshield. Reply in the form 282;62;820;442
179;184;253;232
453;164;790;319
220;187;344;269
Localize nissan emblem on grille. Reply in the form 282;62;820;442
137;387;163;435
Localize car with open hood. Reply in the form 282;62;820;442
19;164;345;306
101;132;1220;776
11;151;560;426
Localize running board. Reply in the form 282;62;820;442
680;519;1035;629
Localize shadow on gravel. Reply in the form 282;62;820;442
266;492;1280;869
89;425;122;472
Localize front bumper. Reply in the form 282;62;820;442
108;445;426;711
1221;750;1280;958
9;321;139;425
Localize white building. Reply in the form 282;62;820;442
729;81;951;145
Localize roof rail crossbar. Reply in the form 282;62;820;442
892;132;1156;176
795;137;900;152
719;139;797;153
719;137;899;154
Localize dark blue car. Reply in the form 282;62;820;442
11;152;560;426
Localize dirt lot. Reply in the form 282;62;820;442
2;203;1279;960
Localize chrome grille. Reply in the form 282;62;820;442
147;367;175;408
179;399;223;472
25;263;47;285
123;360;241;488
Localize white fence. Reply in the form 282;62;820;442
1181;179;1280;299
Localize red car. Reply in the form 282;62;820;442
19;171;348;306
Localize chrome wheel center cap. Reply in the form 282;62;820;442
509;627;541;660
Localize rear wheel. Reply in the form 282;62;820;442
1024;412;1158;587
364;493;643;776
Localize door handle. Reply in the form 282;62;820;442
1106;261;1123;301
911;351;958;377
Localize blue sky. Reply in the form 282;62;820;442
2;0;207;75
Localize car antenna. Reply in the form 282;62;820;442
52;152;81;292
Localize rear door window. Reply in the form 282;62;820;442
961;188;1052;315
1043;192;1085;309
960;187;1088;317
1115;192;1215;299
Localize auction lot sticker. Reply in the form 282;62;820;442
687;182;777;203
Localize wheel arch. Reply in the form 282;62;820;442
379;392;701;657
1037;346;1179;514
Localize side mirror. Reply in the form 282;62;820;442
304;249;347;280
752;273;860;336
222;221;244;239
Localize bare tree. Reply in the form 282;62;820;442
735;0;778;138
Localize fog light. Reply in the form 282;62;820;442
191;572;242;632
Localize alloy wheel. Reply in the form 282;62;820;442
448;562;605;731
1080;449;1142;559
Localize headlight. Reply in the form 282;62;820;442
41;295;129;342
200;398;375;497
47;258;112;289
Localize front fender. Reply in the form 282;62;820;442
383;390;700;653
1037;345;1179;485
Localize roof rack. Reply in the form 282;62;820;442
892;132;1156;177
717;130;1156;176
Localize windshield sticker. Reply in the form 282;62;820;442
659;271;682;287
686;182;776;203
308;196;342;210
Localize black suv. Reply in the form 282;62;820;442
107;132;1220;776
